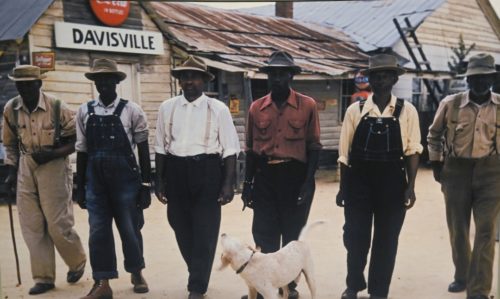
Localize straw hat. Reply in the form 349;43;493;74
259;51;301;75
85;58;127;81
462;53;498;77
171;55;215;82
362;54;406;76
8;65;46;81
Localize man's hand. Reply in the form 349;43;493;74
155;181;167;205
4;166;17;203
218;182;234;206
76;184;86;209
297;180;315;206
241;181;253;210
32;149;55;165
404;186;416;209
138;184;152;209
336;188;345;207
431;161;444;182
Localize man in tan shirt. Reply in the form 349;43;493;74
2;65;86;295
428;53;500;299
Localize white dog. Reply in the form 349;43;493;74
218;221;324;299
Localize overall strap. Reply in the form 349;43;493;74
113;99;128;117
446;94;462;155
53;99;61;146
204;98;212;151
87;101;95;115
393;98;405;118
167;98;178;146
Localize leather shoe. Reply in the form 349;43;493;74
370;295;387;299
188;292;204;299
467;296;488;299
29;283;55;295
448;280;466;293
80;279;113;299
241;295;263;299
67;261;86;283
341;288;358;299
131;272;149;293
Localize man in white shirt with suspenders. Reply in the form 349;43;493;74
154;56;240;299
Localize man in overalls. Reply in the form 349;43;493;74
154;55;240;299
337;54;422;299
428;53;500;299
2;65;87;295
76;59;152;299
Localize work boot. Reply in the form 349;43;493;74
28;283;55;295
188;291;204;299
370;295;387;299
341;288;358;299
448;280;466;292
131;271;149;293
67;260;86;283
80;279;113;299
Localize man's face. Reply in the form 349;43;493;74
267;68;293;95
94;74;120;98
179;71;205;99
15;80;42;101
368;70;398;94
467;74;495;96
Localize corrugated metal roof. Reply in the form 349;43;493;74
0;0;53;41
144;2;368;77
241;0;446;52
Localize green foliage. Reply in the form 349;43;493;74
447;34;476;75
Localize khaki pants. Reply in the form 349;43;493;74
17;155;86;284
441;155;500;297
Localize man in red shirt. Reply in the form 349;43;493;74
241;51;322;299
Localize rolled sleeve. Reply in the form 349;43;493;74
131;104;149;144
218;106;240;158
404;104;423;156
427;99;448;161
154;102;167;155
75;106;87;152
2;110;19;167
60;103;76;137
306;103;322;151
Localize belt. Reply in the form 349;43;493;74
264;156;293;165
167;153;220;161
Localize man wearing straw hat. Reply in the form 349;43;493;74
76;58;152;298
337;54;422;299
428;53;500;299
154;55;240;299
2;65;87;295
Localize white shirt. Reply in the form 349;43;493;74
154;93;240;158
76;97;149;152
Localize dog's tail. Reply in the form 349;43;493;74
298;220;326;242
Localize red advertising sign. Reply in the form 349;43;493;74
90;1;130;27
32;52;55;71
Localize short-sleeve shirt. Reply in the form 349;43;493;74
75;97;148;152
2;91;75;167
246;89;322;163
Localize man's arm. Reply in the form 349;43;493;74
32;135;76;164
404;154;419;209
427;99;449;182
76;151;88;209
297;149;320;205
219;154;236;205
137;140;152;209
155;153;168;204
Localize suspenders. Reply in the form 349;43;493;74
165;97;213;153
358;97;404;118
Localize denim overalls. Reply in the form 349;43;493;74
343;98;408;298
85;99;145;280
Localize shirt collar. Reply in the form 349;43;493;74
259;89;298;110
94;96;120;108
460;91;500;107
362;94;397;114
180;93;206;107
14;90;46;112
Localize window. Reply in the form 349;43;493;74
340;79;355;121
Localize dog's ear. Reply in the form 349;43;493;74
218;253;231;271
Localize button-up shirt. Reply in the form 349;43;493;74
427;91;500;161
2;91;76;167
338;95;423;166
154;93;240;158
246;89;322;163
75;97;148;152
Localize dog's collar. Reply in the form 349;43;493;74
236;250;255;274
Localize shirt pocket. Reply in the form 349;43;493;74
40;129;55;147
253;118;272;141
285;119;306;140
452;122;470;149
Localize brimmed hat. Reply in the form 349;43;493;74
362;54;406;76
462;53;498;77
85;59;127;81
171;56;215;82
8;65;46;81
259;51;301;75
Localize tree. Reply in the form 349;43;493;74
448;34;476;75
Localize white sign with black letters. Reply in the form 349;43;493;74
54;22;164;55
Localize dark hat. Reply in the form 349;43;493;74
259;51;301;75
171;55;215;82
362;54;406;76
462;53;498;77
85;59;127;81
8;65;46;81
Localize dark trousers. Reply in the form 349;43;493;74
343;161;406;297
165;155;222;294
252;160;310;253
86;153;144;280
441;156;500;297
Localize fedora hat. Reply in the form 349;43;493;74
362;54;406;76
85;59;127;81
462;53;498;77
259;51;301;75
8;65;46;81
171;56;215;82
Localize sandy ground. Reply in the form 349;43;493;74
0;168;497;299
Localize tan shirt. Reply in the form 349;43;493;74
2;91;76;167
427;91;500;161
338;95;423;166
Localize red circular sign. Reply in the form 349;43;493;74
90;1;130;27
